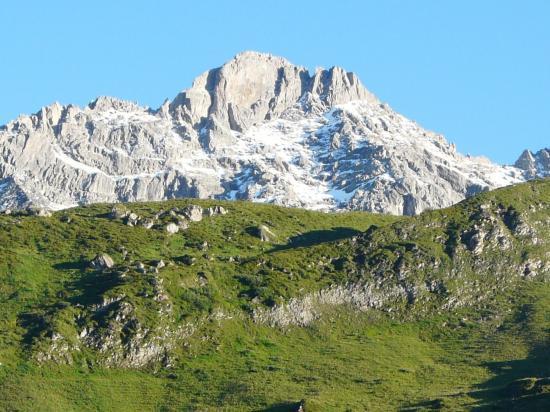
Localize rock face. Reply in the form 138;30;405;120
0;51;543;215
169;52;376;134
254;195;550;328
514;148;550;178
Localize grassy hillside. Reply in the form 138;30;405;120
0;180;548;411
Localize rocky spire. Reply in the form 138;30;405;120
515;150;536;176
515;148;550;178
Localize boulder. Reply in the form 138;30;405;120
39;209;53;217
141;219;154;229
90;254;115;270
165;223;179;234
256;225;276;242
125;212;139;226
468;232;485;255
182;205;203;222
204;206;228;216
177;219;189;230
109;206;128;219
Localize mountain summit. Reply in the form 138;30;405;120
0;52;545;214
169;51;376;133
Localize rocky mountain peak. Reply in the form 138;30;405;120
169;51;376;133
514;148;550;178
37;102;64;126
88;96;142;112
515;150;536;169
0;51;546;214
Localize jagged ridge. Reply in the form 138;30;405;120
0;51;546;214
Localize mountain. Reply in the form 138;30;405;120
0;51;543;215
0;180;548;410
514;148;550;178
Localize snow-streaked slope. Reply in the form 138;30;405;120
218;99;524;214
0;51;540;214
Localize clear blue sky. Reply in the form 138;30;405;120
1;1;548;164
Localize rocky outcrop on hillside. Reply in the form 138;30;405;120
0;51;542;214
254;198;549;327
24;182;548;367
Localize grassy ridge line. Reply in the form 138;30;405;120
0;197;398;365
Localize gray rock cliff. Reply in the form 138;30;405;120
514;148;550;178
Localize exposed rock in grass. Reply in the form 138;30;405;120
125;212;140;226
27;207;52;217
165;223;179;234
204;206;228;216
109;205;128;219
90;254;115;270
198;272;208;286
256;224;276;242
182;205;203;222
153;260;166;270
463;228;486;255
7;180;550;391
177;219;189;230
141;219;154;229
253;282;407;327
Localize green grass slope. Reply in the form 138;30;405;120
0;179;548;411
